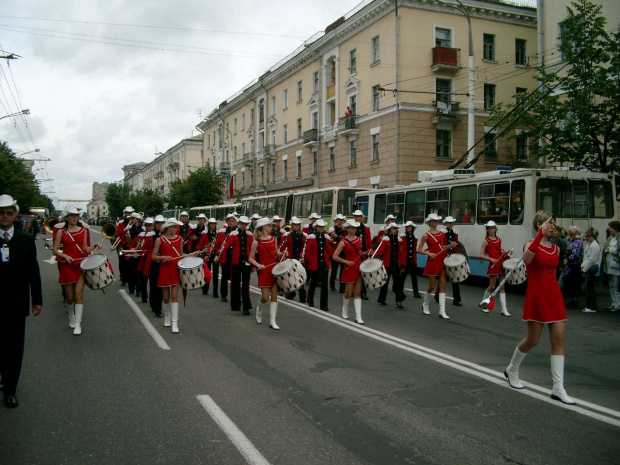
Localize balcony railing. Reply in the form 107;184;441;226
153;171;164;179
338;115;356;130
431;47;461;71
242;153;254;166
219;162;231;171
433;100;460;117
303;129;318;144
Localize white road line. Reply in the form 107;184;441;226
119;289;170;350
246;284;620;428
197;395;271;465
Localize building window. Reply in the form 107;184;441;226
312;111;318;130
516;134;529;160
484;84;496;109
296;155;302;177
515;39;527;66
483;34;495;61
484;133;498;160
312;150;318;174
516;87;527;105
283;124;288;144
349;140;357;167
242;142;246;157
350;49;357;74
250;109;255;125
234;118;237;134
242;171;245;188
242;114;245;130
271;162;276;183
283;89;288;109
297;81;303;102
260;165;265;185
297;118;302;139
371;134;380;163
435;27;452;47
349;95;357;116
271;96;276;115
313;72;319;93
436;78;451;104
234;146;238;160
436;130;452;158
372;85;380;112
270;130;276;146
207;134;210;147
371;36;380;64
250;167;254;187
283;159;288;180
329;146;335;171
250;138;255;155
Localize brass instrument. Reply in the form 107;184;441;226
119;248;146;256
44;217;59;234
283;223;292;233
102;222;121;249
44;238;62;252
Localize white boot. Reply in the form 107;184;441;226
354;298;364;324
269;301;280;330
163;303;171;327
73;304;83;336
422;292;430;315
341;297;350;319
438;293;449;319
481;290;491;313
550;355;576;405
504;347;526;389
171;302;179;333
68;304;76;329
255;301;263;324
500;293;511;317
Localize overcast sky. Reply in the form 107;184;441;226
0;0;363;209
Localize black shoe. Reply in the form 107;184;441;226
141;298;148;303
221;297;228;302
413;293;422;298
308;302;315;308
243;308;251;315
378;301;387;306
202;290;209;295
453;302;463;307
155;312;162;318
396;302;404;309
120;282;126;287
231;308;240;311
320;306;329;312
330;287;337;292
434;296;439;303
213;294;219;299
4;394;18;408
361;294;369;301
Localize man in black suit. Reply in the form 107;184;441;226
0;194;43;408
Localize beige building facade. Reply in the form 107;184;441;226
196;0;539;199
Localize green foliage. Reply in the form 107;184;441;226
486;0;619;173
105;182;131;219
168;166;226;209
128;188;166;217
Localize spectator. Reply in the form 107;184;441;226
581;228;601;313
550;226;567;281
602;221;620;312
462;207;475;224
562;226;583;309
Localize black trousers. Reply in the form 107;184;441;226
0;313;27;396
139;274;148;301
378;266;407;303
230;263;253;311
204;256;219;296
403;264;420;296
220;261;231;299
308;268;329;309
149;263;163;314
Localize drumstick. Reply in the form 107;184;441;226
479;258;524;309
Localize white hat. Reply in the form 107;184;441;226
352;210;364;217
123;206;134;213
154;215;165;222
404;221;416;229
334;213;345;221
180;211;189;217
344;220;360;229
208;217;217;223
424;213;442;224
130;212;143;220
63;206;81;217
443;216;456;224
251;213;261;220
144;217;154;224
385;223;400;230
256;218;273;229
197;213;207;219
291;216;302;225
226;213;236;220
162;218;182;230
272;215;283;221
308;212;321;220
0;194;19;215
485;220;498;228
315;219;326;227
232;211;240;216
238;216;250;224
384;214;396;222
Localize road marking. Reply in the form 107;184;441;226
119;289;170;350
246;285;620;428
197;395;270;465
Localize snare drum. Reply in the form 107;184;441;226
80;254;114;290
359;258;388;290
178;256;205;290
503;258;527;285
272;259;307;293
443;253;470;283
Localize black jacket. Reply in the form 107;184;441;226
0;230;43;316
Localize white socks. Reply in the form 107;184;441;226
354;298;364;324
269;301;279;330
171;302;179;333
342;297;350;319
438;293;449;319
504;347;526;389
73;304;83;336
550;355;576;405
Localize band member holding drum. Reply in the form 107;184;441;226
329;214;346;293
306;219;331;311
283;217;307;304
214;214;237;303
197;218;219;297
303;213;321;235
480;220;511;317
148;215;165;318
401;221;421;298
222;216;254;314
249;218;288;330
434;217;462;306
353;209;373;301
417;213;455;319
53;207;101;335
375;223;407;308
332;220;369;324
504;211;576;405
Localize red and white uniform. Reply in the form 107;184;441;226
256;237;278;288
485;237;505;275
423;231;447;277
141;232;156;277
302;223;316;235
58;227;88;284
157;236;182;287
222;230;254;265
523;242;566;323
304;233;332;271
373;226;386;247
214;227;235;264
284;231;307;261
116;219;129;249
340;237;363;283
197;229;218;253
375;235;407;268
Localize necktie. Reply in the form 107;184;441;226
3;232;8;241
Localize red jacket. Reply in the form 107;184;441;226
356;223;373;253
221;229;254;265
197;229;218;254
116;219;130;248
141;232;156;276
214;227;236;264
374;235;407;268
284;231;307;260
304;233;332;271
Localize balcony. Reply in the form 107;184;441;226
431;47;461;72
322;125;338;143
338;115;360;137
303;129;318;148
242;152;254;166
153;171;164;179
432;100;462;127
166;161;179;172
219;162;231;171
255;145;274;163
326;82;336;101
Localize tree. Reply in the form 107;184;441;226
105;182;131;220
487;0;619;173
128;188;166;217
168;166;226;209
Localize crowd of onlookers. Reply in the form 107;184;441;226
550;221;620;313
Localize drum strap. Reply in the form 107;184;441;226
62;228;85;256
259;240;277;262
486;238;504;256
161;236;181;257
344;238;361;258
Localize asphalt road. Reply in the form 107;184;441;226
1;228;619;465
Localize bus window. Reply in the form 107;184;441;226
426;188;449;218
338;189;357;216
356;195;369;218
536;179;571;217
313;192;323;216
589;181;613;218
302;194;312;217
478;182;509;224
510;180;525;225
292;195;302;218
386;192;405;223
267;196;276;217
405;190;425;224
573;180;588;218
374;194;387;224
275;197;287;219
449;185;476;224
322;191;333;218
260;199;268;218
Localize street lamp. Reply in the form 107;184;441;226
17;148;40;157
0;109;30;122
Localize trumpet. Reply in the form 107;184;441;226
119;248;146;256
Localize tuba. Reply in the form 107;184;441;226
44;217;59;234
101;222;117;241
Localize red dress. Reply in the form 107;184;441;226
522;242;567;323
485;237;505;275
340;237;362;283
58;227;87;284
157;236;182;287
423;231;447;277
257;237;278;288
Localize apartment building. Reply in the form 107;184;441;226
196;0;538;198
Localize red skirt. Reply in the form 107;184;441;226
341;262;361;283
59;261;82;285
258;268;276;288
423;256;445;277
158;260;180;287
487;258;505;276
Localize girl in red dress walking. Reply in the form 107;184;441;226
417;213;455;319
53;207;101;335
332;220;371;324
504;211;576;405
480;221;512;317
249;218;288;330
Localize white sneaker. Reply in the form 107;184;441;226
582;308;596;313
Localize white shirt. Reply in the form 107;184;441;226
581;240;601;273
1;226;14;241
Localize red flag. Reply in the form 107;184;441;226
228;172;234;198
487;296;496;310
